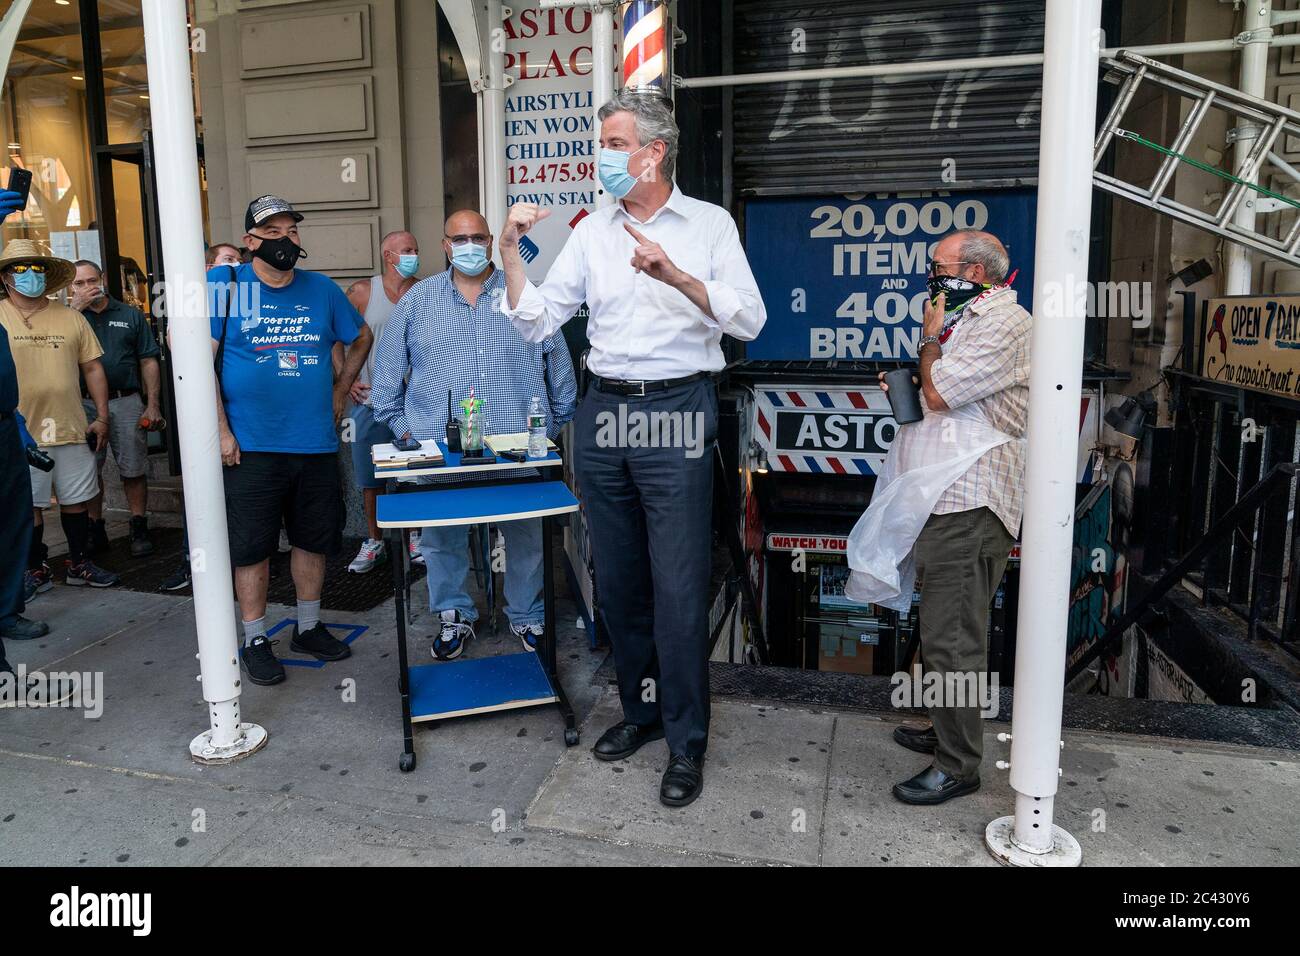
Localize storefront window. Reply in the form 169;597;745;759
99;0;150;145
1;0;96;255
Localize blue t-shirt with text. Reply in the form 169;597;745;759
208;263;360;453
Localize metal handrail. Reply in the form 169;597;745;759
1065;461;1299;684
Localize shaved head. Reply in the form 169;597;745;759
444;209;490;236
381;230;416;254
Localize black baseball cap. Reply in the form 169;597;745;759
245;194;304;231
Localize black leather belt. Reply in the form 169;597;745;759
592;372;709;397
83;388;138;401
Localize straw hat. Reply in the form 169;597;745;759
0;238;77;298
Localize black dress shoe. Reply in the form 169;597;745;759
660;753;704;808
892;764;980;805
893;722;937;755
592;721;664;761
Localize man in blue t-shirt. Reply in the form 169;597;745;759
209;195;373;687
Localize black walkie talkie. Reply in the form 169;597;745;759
445;389;462;452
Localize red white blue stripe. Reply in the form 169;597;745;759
622;0;666;89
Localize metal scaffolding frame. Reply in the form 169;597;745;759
138;0;1296;865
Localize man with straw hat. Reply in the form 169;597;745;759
0;239;120;591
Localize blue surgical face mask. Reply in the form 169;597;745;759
598;143;652;199
449;241;489;276
11;269;46;297
394;254;419;278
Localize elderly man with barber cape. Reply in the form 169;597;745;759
855;228;1032;806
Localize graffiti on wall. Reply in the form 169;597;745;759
1067;464;1134;680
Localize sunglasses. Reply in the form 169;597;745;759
926;259;975;277
8;263;47;274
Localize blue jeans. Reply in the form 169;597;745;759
347;402;396;490
419;518;544;627
1;416;34;664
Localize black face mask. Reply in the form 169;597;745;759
926;272;989;312
251;235;305;272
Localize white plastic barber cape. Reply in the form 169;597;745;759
845;403;1016;612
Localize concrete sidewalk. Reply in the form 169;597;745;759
2;582;1297;866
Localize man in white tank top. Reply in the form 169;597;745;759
339;230;421;573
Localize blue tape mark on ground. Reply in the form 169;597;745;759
264;619;369;668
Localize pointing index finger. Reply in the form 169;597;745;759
623;222;649;244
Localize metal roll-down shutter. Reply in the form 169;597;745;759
731;0;1046;196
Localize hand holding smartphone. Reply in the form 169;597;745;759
2;168;32;216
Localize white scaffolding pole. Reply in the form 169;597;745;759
1225;0;1274;295
984;0;1100;867
592;1;616;208
482;0;509;259
541;0;621;210
140;0;266;764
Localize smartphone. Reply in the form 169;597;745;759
7;167;32;208
86;430;98;453
392;435;421;452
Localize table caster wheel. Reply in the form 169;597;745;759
399;752;416;772
564;728;579;747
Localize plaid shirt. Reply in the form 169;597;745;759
369;267;577;445
928;287;1032;537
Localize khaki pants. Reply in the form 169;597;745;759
913;507;1014;781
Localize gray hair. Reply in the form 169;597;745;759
597;89;679;180
953;229;1010;283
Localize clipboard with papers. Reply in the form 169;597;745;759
371;440;445;471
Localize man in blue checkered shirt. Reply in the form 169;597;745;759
369;210;577;660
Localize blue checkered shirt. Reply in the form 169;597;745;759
369;266;577;448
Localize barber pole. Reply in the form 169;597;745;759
621;0;668;91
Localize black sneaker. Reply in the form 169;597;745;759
89;519;111;556
159;561;191;593
129;515;155;557
290;622;351;662
240;636;286;685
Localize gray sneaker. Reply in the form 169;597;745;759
64;559;120;588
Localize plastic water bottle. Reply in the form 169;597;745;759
527;397;547;459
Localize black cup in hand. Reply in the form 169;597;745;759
27;445;55;472
883;367;924;424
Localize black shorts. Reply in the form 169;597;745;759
223;451;344;567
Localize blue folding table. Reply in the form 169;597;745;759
375;442;580;772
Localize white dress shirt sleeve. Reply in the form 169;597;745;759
500;225;588;344
699;212;767;342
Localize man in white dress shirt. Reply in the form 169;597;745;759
500;90;767;808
